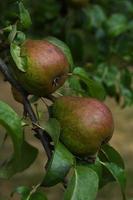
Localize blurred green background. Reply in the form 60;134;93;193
0;0;133;199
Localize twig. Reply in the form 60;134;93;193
0;58;52;160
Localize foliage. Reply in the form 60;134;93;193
0;1;132;200
1;0;133;106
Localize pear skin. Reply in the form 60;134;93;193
52;96;114;157
13;40;69;97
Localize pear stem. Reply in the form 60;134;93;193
0;58;52;160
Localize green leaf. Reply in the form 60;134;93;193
64;165;99;200
107;14;127;37
29;191;48;200
3;25;13;32
73;67;106;100
77;158;102;188
0;139;38;179
96;64;119;87
0;101;38;178
15;31;26;44
19;2;32;29
120;86;133;107
11;186;30;200
0;133;8;149
84;5;106;28
42;142;74;187
91;159;115;189
101;162;126;200
43;118;60;146
18;140;38;172
11;187;48;200
98;144;125;188
100;144;125;169
68;76;85;95
10;42;27;72
87;158;102;185
120;68;133;107
0;100;23;163
120;69;132;87
97;162;115;188
8;24;17;43
46;36;74;71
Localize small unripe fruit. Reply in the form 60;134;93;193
52;96;114;157
12;39;70;97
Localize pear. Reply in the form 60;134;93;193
52;96;114;157
12;39;70;97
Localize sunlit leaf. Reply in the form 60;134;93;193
68;76;85;95
64;165;99;200
19;2;32;29
107;14;127;37
10;42;27;72
8;24;17;43
0;101;38;178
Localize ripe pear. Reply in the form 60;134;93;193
52;96;114;157
12;39;70;97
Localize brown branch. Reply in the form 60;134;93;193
0;58;52;160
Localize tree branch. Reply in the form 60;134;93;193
0;58;52;160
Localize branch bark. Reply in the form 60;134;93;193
0;58;52;160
